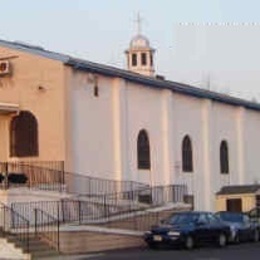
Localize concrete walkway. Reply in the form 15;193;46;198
40;253;104;260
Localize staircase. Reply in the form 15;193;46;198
0;161;190;257
0;203;60;259
7;234;59;259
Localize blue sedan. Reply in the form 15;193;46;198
215;211;260;243
144;211;231;249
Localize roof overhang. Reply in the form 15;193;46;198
0;102;19;115
65;59;260;112
216;184;260;196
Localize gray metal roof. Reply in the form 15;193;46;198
216;185;260;195
1;39;260;111
0;39;70;62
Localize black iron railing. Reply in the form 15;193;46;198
99;184;188;206
0;203;30;253
11;184;188;226
34;208;60;252
0;161;147;196
64;172;147;196
11;199;130;226
0;161;64;190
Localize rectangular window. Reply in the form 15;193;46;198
141;53;147;65
132;53;137;66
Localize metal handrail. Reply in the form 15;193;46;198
0;161;147;195
34;208;60;252
0;202;30;253
11;184;188;226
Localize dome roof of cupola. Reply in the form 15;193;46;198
129;34;150;49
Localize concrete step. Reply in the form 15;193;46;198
30;249;60;259
6;233;60;259
14;241;54;252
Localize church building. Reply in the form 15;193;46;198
0;29;260;211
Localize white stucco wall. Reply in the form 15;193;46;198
69;71;117;180
170;94;206;210
243;109;260;184
68;68;260;211
123;82;170;186
209;103;240;210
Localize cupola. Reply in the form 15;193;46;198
125;15;156;76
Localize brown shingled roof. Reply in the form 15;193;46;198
216;185;260;195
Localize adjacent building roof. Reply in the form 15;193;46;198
216;185;260;195
1;39;260;111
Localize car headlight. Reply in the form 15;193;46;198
144;231;152;235
167;231;180;236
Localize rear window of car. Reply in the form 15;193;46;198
217;212;244;223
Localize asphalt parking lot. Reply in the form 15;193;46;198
82;243;260;260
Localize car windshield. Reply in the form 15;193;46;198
166;213;199;225
216;212;244;223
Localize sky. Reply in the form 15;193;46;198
1;0;260;100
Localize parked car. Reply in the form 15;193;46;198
246;207;260;224
215;211;260;243
143;211;231;250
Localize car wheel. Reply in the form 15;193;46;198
185;235;194;250
217;233;227;247
234;234;240;244
253;230;259;242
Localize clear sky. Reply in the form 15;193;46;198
1;0;260;99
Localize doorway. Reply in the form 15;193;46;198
226;198;242;212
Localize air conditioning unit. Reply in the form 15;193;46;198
0;60;11;76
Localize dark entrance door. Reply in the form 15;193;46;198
226;198;242;212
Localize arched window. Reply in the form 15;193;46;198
137;129;151;169
220;140;229;174
10;111;39;157
182;135;193;172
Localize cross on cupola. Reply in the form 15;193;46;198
135;12;143;35
125;13;156;77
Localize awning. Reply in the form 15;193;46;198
0;102;19;114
